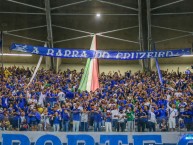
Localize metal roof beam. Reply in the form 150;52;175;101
155;34;193;44
7;25;46;33
152;12;193;16
54;35;92;44
97;34;139;44
4;32;45;43
152;25;193;34
51;0;88;11
0;12;45;15
53;25;94;35
97;26;138;35
97;0;138;11
151;0;184;11
6;0;45;11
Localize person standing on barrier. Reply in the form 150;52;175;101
167;102;178;131
136;108;147;132
126;106;135;132
182;105;193;131
72;103;81;132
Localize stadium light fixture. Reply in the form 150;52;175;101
0;53;32;56
96;13;101;17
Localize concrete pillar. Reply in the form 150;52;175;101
138;0;152;71
45;57;52;70
56;58;62;72
45;0;54;71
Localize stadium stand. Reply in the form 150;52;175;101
0;66;192;132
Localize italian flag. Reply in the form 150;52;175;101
78;35;99;92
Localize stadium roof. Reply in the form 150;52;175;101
0;0;193;65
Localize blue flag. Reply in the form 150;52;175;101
153;43;163;86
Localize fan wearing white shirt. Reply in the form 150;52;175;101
148;106;157;132
38;91;46;107
117;110;126;132
111;106;119;131
58;88;65;106
28;95;37;109
167;102;178;131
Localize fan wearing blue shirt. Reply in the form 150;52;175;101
52;111;61;132
61;105;70;132
182;106;193;131
93;106;103;132
29;109;41;131
157;105;167;125
136;108;147;132
72;103;81;132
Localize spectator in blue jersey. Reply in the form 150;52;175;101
48;90;58;107
182;106;193;131
157;105;167;126
1;95;9;109
185;67;191;76
9;109;20;131
51;112;61;132
178;99;187;116
61;104;70;132
72;103;81;132
28;109;41;131
93;106;102;132
105;110;112;132
136;108;147;132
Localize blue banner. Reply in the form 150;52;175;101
10;43;192;60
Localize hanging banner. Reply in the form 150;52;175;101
10;43;192;60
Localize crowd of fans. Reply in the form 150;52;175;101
0;65;193;132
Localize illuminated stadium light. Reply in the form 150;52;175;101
0;53;32;56
96;13;101;17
